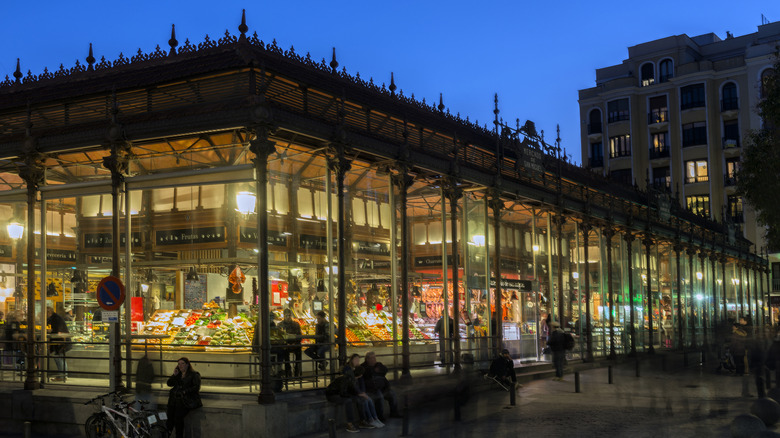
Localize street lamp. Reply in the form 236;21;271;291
7;221;23;240
236;191;256;215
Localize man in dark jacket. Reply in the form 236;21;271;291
361;351;401;421
547;321;566;381
46;306;70;381
304;311;330;370
278;308;302;378
434;313;454;365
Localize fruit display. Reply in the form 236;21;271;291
136;307;253;351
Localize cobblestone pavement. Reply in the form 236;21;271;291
306;361;774;438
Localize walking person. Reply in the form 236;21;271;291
46;306;70;381
434;312;454;365
547;321;567;381
167;357;202;438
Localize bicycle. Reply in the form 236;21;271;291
84;391;168;438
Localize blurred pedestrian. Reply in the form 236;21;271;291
547;321;566;381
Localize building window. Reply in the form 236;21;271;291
682;122;707;147
609;169;632;186
685;159;709;184
641;63;655;87
652;166;671;191
609;135;631;158
659;59;674;83
686;195;710;218
681;84;705;110
725;158;740;186
589;142;604;167
650;132;670;159
607;98;630;123
761;68;775;99
648;96;668;124
588;109;602;134
721;82;738;111
727;195;744;223
723;120;739;148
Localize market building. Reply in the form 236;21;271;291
0;12;768;405
577;21;780;320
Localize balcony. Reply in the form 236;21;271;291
649;146;670;160
729;213;745;224
773;278;780;292
724;174;738;187
587;123;602;135
721;97;739;112
647;110;668;125
588;157;604;168
685;175;709;184
722;137;740;149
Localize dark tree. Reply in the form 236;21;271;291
737;59;780;250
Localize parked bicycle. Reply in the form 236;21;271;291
84;391;168;438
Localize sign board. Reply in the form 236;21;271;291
102;310;119;323
96;276;126;311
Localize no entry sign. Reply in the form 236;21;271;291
96;276;126;311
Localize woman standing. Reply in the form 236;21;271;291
167;357;202;438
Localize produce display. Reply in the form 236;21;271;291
136;307;253;350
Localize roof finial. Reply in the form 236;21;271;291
169;24;178;56
238;9;248;39
438;93;445;112
493;93;500;122
330;47;338;73
14;58;22;84
389;72;396;94
86;43;95;71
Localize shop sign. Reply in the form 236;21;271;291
156;227;225;246
0;244;12;258
414;255;456;268
354;259;392;270
89;255;114;264
489;278;532;291
353;240;390;256
34;248;77;263
514;144;545;176
84;232;142;248
300;234;337;251
239;227;288;246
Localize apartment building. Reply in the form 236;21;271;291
579;22;780;253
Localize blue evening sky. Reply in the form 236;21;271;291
1;1;777;164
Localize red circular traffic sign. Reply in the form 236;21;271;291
96;276;126;311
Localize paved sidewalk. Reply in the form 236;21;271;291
301;360;773;437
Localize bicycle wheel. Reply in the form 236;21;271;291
148;424;169;438
85;413;116;438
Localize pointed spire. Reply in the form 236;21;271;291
389;72;396;94
169;24;178;56
13;58;22;84
438;93;445;112
238;9;248;39
330;47;338;73
86;43;95;71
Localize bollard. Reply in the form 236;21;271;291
767;368;772;390
575;371;581;393
510;383;516;406
662;355;667;372
684;351;689;367
635;357;640;378
608;365;613;384
24;421;30;438
454;397;461;421
327;419;336;438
